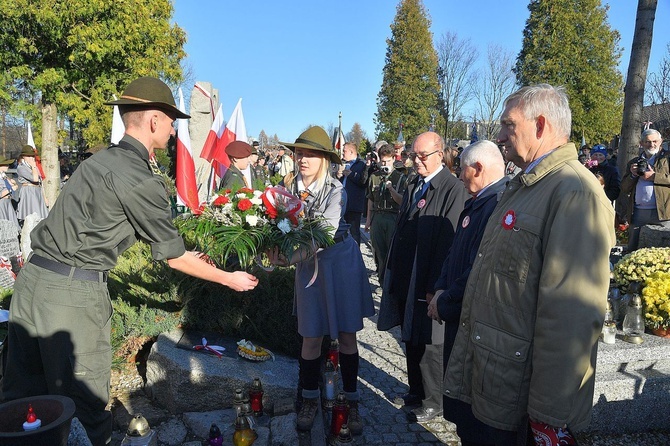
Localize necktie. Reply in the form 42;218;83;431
412;178;425;206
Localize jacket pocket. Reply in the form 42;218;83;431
493;212;542;283
471;320;531;407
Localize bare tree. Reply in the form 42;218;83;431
436;32;478;141
347;122;367;146
473;44;517;140
618;0;658;182
646;43;670;105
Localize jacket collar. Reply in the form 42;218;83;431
519;142;576;187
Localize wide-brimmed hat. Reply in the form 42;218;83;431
280;126;341;164
225;141;252;158
0;155;14;166
104;77;190;119
20;145;37;157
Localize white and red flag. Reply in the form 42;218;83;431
175;88;201;214
26;122;46;180
212;98;247;169
111;94;125;144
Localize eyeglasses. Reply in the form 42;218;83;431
409;150;440;161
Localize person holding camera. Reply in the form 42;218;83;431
365;143;408;279
621;128;668;251
338;142;368;245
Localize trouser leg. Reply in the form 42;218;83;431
405;342;425;399
419;342;443;411
345;211;362;245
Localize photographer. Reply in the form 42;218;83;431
621;129;669;251
365;143;408;279
587;144;620;203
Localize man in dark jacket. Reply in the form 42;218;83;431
427;140;507;446
338;142;368;245
378;131;467;423
588;144;620;202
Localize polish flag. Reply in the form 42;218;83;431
175;88;201;214
26;122;46;180
200;103;226;163
212;98;247;169
111;95;125;144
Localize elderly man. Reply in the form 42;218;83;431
0;77;258;446
427;140;507;446
378;131;467;423
273;145;294;177
620;128;668;251
338;142;368;245
444;84;614;445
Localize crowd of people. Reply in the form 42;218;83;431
0;76;667;446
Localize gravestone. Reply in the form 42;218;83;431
0;219;21;289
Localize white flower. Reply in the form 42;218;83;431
236;193;247;199
277;218;292;234
245;215;259;226
250;197;263;205
253;190;264;197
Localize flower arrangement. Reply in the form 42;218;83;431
175;185;334;269
642;271;670;330
612;247;670;289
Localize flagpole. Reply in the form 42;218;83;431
338;112;342;159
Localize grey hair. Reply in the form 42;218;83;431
503;84;572;139
460;140;505;172
641;128;662;140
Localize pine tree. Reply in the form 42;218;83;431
514;0;624;144
375;0;440;143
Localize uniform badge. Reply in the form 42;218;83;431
502;210;516;230
417;199;426;209
462;216;470;228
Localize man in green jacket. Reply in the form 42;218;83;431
0;77;259;446
444;84;615;445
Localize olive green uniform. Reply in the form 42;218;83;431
1;135;185;446
366;168;408;279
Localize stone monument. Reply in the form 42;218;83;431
190;82;219;202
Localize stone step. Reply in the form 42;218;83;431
590;331;670;433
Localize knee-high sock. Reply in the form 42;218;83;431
300;356;322;392
339;351;359;397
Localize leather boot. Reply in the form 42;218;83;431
347;401;363;435
296;397;319;431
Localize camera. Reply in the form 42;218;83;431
379;165;391;175
636;157;648;176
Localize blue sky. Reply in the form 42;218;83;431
172;0;670;143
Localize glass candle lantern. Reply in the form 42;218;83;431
623;293;645;344
249;378;264;416
323;358;337;406
330;392;349;439
327;339;339;370
232;415;258;446
602;321;617;344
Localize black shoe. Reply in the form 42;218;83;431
407;406;443;423
296;397;319;431
393;392;422;407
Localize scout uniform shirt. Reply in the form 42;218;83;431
367;168;408;214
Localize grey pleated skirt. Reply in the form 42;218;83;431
294;236;375;338
17;186;48;220
0;198;19;231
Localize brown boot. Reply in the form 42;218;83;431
296;397;319;431
347;401;363;435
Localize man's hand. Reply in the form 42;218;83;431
225;271;259;292
427;290;444;324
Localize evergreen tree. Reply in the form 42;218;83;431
514;0;623;144
375;0;440;143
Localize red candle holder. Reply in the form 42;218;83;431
249;377;264;416
330;392;349;438
326;339;339;370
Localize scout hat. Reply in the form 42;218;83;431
0;155;14;166
225;141;252;158
281;126;341;164
20;145;37;157
104;77;190;119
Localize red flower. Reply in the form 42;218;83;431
212;196;229;206
237;198;253;211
